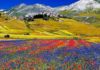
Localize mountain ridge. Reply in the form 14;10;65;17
3;0;100;17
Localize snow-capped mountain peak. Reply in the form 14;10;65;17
57;0;100;11
7;0;100;17
68;0;100;10
8;3;55;16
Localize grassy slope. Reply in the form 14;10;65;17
77;12;100;27
0;13;100;41
0;14;28;34
30;18;100;36
59;10;100;28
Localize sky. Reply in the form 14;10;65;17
0;0;79;10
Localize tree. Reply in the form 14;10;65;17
33;14;49;20
43;14;49;20
0;13;1;17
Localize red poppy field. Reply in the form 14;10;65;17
0;39;99;70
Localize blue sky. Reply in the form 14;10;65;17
0;0;78;10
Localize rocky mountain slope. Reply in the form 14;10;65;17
6;0;100;17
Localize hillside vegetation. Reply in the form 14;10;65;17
59;9;100;28
29;18;100;36
0;12;100;41
0;13;28;34
77;10;100;27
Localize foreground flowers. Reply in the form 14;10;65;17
0;39;99;70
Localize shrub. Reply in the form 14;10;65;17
0;13;1;17
4;34;10;38
24;33;30;35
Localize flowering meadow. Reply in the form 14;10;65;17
0;39;100;70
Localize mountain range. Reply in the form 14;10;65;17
1;0;100;17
